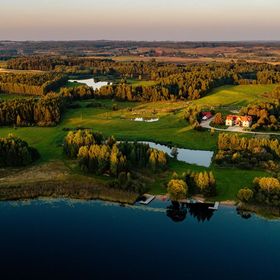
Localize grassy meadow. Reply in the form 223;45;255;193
0;84;276;201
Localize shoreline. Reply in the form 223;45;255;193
0;180;138;205
154;194;237;207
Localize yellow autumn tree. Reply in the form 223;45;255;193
167;179;188;201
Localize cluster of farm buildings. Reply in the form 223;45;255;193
201;112;253;128
225;115;252;128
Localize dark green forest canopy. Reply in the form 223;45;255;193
0;72;67;95
240;100;280;131
4;57;280;101
63;130;168;193
215;133;280;170
0;94;63;126
0;134;39;167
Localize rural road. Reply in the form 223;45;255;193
201;117;280;136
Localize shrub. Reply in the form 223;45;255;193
237;188;254;202
213;112;224;125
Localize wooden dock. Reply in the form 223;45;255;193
208;202;219;210
139;195;155;205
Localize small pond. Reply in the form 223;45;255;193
141;141;213;167
68;77;111;90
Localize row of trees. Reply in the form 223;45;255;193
0;72;67;95
0;94;63;126
0;134;39;167
216;133;280;170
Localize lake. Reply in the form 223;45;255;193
68;77;111;90
141;141;213;167
0;199;280;280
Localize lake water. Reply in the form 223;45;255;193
141;141;213;167
68;78;111;90
0;199;280;280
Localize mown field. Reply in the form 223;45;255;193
0;84;276;201
194;84;276;109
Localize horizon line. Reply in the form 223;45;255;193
1;39;280;43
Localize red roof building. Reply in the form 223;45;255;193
202;112;213;120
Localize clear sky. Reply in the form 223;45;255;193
1;0;280;41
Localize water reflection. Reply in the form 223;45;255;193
167;201;187;222
166;201;215;223
141;141;213;167
236;209;252;219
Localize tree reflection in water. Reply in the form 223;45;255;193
166;201;215;223
166;201;187;222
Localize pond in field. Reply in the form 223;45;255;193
68;77;111;90
141;141;213;167
1;199;280;280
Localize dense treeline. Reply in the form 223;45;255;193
0;72;67;95
240;101;280;131
117;142;167;172
215;133;280;170
6;56;280;101
0;134;39;167
6;56;162;77
63;130;168;192
0;94;63;126
60;85;95;100
94;64;280;101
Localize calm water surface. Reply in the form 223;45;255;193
141;141;213;167
68;78;111;90
0;199;279;280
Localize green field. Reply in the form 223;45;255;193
194;84;277;108
0;93;34;100
0;84;275;201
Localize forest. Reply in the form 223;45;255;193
215;133;280;170
0;94;63;126
0;72;67;95
0;134;39;167
5;56;280;101
240;100;280;131
64;130;168;193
